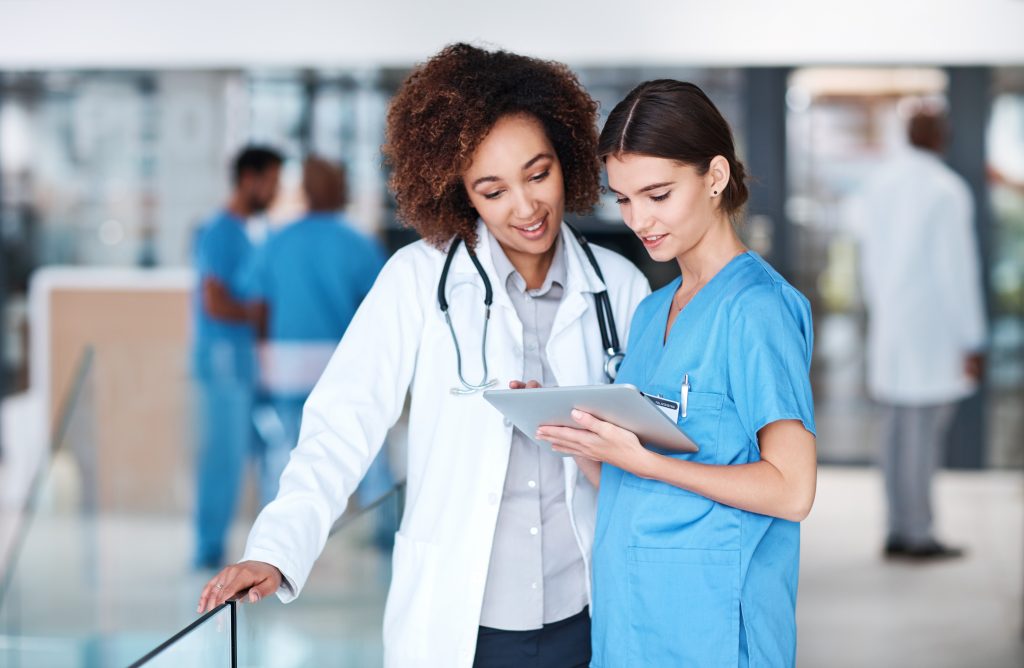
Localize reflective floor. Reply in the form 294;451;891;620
1;390;1022;667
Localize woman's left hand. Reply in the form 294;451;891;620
537;410;655;476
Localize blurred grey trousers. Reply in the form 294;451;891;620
880;402;956;546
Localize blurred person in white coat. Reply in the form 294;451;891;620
197;44;649;668
848;109;987;560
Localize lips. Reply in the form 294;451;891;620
513;215;548;240
640;233;667;250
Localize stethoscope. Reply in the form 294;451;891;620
437;223;623;395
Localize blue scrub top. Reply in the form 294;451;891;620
239;212;386;342
591;251;815;668
192;210;256;383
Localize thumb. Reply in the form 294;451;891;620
246;573;281;604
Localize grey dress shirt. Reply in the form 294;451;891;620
478;233;589;631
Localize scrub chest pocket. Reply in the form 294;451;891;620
623;388;725;496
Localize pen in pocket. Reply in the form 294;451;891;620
680;373;690;419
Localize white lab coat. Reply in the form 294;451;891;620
242;221;650;667
848;147;987;405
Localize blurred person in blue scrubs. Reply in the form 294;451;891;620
242;156;387;506
192;145;282;570
537;81;817;667
847;110;987;560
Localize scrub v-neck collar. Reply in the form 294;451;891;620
659;250;752;347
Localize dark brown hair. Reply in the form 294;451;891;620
907;110;947;153
302;156;347;212
383;43;601;249
598;79;749;218
232;145;283;186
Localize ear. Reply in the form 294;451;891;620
707;155;731;198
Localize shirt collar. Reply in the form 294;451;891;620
487;230;566;297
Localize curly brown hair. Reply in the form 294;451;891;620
383;43;601;250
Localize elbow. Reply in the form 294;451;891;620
783;486;816;523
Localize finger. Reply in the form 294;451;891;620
543;432;592;455
205;569;243;610
571;409;623;440
223;569;257;606
199;567;232;614
525;380;541;389
550;442;586;456
537;425;592;445
508;380;526;389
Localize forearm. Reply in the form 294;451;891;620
203;278;262;324
635;454;814;522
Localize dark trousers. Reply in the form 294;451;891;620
473;607;591;668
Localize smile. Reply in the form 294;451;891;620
640;233;667;249
513;215;548;238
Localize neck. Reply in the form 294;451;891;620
501;240;557;291
675;216;746;287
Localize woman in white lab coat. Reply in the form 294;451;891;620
197;43;649;668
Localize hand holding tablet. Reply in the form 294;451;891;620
483;384;699;455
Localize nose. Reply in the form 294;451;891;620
511;187;539;221
621;202;648;234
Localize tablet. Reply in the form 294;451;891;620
483;384;699;455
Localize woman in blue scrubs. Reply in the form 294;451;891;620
537;80;817;667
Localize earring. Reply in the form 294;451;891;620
712;190;718;196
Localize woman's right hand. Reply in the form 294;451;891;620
197;560;283;614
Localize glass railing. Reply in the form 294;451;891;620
0;340;403;667
0;348;98;667
128;602;236;667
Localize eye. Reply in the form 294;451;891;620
614;196;629;205
482;190;504;200
529;169;550;183
650;192;670;202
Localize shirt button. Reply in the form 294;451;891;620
527;480;536;488
530;527;539;536
488;493;500;505
503;418;513;428
531;582;539;590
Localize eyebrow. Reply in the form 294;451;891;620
470;153;554;189
608;181;675;197
637;181;674;194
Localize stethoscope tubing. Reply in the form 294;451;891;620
438;224;623;392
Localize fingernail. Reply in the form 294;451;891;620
572;409;582;419
249;591;258;603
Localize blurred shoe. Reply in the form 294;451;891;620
904;540;965;561
883;537;908;558
885;538;964;560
